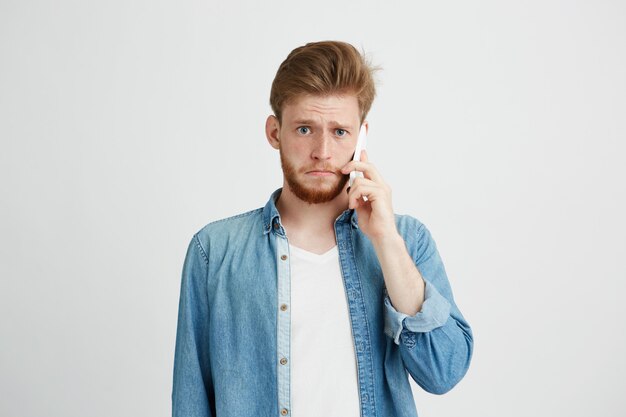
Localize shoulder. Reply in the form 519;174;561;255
393;212;426;236
197;207;264;234
193;207;264;250
392;213;435;258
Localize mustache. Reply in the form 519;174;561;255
304;165;343;174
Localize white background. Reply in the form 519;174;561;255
1;1;625;416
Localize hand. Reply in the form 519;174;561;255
340;150;399;241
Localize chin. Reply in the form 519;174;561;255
287;176;348;204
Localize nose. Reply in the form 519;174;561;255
311;132;332;161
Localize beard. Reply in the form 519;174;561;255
279;147;349;204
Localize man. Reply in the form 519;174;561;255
172;40;473;417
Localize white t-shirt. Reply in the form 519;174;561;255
288;243;361;417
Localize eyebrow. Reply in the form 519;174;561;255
292;119;352;127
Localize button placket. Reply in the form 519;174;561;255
276;235;291;417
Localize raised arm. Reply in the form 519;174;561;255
382;223;473;394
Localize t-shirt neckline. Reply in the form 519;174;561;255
288;243;338;263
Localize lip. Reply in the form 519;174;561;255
306;170;335;176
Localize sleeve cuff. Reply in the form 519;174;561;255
383;279;452;345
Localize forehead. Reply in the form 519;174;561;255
282;93;360;125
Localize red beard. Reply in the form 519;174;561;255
279;147;349;204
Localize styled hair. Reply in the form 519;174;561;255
269;40;379;124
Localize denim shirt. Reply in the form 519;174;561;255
172;188;473;417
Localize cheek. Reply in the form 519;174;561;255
341;143;357;160
280;145;306;165
282;140;310;156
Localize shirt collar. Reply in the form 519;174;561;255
262;188;359;235
262;188;284;235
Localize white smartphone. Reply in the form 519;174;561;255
349;123;367;188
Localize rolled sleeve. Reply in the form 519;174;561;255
383;279;451;345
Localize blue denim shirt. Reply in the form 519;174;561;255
172;188;473;417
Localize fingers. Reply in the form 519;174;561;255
347;177;386;209
342;158;384;184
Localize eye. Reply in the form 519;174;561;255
335;128;348;137
297;126;311;135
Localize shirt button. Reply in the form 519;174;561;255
280;304;288;311
281;408;289;415
280;357;288;365
281;254;288;261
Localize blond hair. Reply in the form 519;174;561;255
269;41;379;123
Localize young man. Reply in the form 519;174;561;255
172;41;473;417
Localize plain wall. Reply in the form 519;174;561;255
1;1;625;416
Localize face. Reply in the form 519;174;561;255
266;93;364;204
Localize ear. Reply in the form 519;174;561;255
265;115;281;150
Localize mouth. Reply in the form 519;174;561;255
306;170;336;177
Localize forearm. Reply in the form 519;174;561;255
371;232;426;316
379;221;474;394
